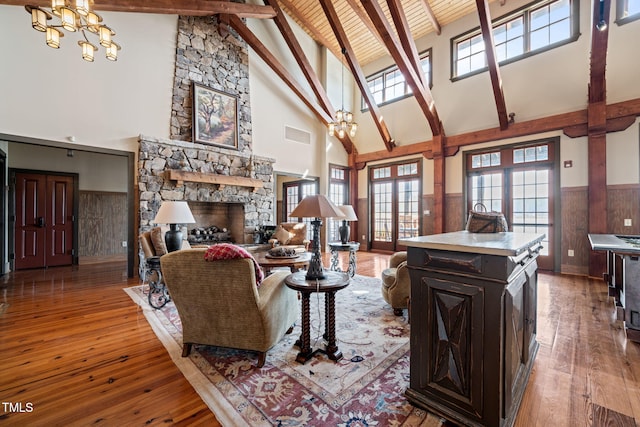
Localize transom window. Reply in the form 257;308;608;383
452;0;578;79
616;0;640;25
363;50;431;109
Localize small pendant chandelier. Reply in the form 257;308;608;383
329;48;357;139
25;0;121;62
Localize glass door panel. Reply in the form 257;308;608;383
371;181;394;251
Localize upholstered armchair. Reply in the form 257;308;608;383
381;251;410;316
268;222;310;252
160;248;299;367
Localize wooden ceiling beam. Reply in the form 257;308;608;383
319;0;395;151
418;0;441;35
276;0;345;65
476;0;509;130
228;15;356;155
264;0;334;117
354;95;640;166
360;0;443;136
355;108;589;165
4;0;278;18
387;0;426;87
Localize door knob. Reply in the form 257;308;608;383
36;217;45;227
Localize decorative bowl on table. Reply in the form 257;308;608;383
266;247;299;259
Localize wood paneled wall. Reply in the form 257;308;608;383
607;185;640;235
560;187;590;275
79;191;127;262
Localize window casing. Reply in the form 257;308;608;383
616;0;640;25
452;0;579;80
363;49;432;109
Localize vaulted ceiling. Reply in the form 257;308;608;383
2;0;497;66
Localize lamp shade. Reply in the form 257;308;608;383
290;194;343;219
153;201;196;225
337;205;358;221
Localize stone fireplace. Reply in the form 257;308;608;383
137;15;272;267
138;134;276;247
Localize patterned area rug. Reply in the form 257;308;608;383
124;275;445;427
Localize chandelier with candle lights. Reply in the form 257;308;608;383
25;0;121;62
328;48;357;139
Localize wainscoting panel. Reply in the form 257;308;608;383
445;193;464;233
608;184;640;235
79;191;127;263
560;187;589;275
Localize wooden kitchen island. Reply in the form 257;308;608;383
399;231;545;427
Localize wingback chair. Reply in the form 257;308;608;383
381;251;410;316
160;248;299;367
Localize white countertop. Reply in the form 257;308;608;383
398;231;546;256
589;234;640;254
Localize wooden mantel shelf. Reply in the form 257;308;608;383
167;170;264;191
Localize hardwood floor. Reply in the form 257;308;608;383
0;252;639;426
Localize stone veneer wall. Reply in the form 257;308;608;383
169;14;252;154
138;135;275;242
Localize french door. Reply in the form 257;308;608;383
370;160;421;252
284;179;318;242
13;171;75;269
467;141;556;271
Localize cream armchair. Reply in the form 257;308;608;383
160;248;299;367
381;251;410;316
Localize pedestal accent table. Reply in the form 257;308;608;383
328;242;360;277
284;271;350;364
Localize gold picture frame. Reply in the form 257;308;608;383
192;82;238;149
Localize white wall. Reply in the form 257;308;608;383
0;6;178;153
247;14;349;193
7;142;128;192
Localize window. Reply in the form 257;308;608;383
452;0;579;79
616;0;640;25
363;50;432;109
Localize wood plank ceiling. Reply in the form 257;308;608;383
279;0;493;66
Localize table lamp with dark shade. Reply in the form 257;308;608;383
153;201;196;252
290;194;343;280
337;205;357;244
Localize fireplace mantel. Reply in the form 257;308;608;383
167;170;264;192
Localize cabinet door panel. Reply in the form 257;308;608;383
504;273;527;414
411;276;485;419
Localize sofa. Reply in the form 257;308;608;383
160;248;299;367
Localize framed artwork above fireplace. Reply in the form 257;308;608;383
192;82;238;150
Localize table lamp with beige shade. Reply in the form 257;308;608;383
290;194;343;280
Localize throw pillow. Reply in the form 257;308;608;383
287;223;307;245
273;225;293;245
203;243;265;286
150;227;167;256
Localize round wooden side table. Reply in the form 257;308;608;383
284;271;350;364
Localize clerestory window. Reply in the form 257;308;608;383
452;0;579;80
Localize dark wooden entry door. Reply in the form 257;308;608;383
15;172;74;269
